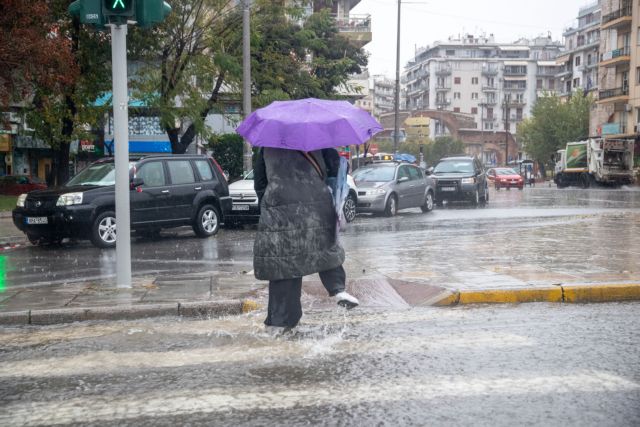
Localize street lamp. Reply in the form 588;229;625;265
393;0;401;156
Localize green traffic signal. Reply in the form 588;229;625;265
103;0;135;19
136;0;171;28
68;0;106;27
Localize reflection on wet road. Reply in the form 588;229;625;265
0;303;638;426
1;186;639;292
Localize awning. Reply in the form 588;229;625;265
537;61;557;66
500;46;530;51
555;54;570;64
503;76;527;81
94;92;147;107
104;140;172;154
504;61;529;66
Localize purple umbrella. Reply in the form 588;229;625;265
236;98;383;151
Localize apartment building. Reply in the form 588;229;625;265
556;1;601;98
590;0;638;141
402;34;563;146
373;77;398;117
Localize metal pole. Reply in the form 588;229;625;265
504;98;509;166
242;0;252;174
110;23;131;288
393;0;401;156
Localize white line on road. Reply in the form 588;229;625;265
1;372;636;426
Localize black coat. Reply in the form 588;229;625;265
253;147;345;281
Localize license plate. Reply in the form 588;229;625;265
232;205;250;211
26;216;48;225
441;187;456;192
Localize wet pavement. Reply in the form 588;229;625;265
0;185;639;314
0;302;638;426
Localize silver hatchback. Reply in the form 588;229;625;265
353;162;435;216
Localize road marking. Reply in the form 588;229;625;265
1;372;636;426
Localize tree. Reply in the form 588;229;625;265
0;0;77;104
206;133;246;179
519;91;592;171
425;136;465;165
134;0;368;154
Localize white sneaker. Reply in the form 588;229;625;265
334;291;359;309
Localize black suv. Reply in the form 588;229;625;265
432;156;489;206
13;154;232;248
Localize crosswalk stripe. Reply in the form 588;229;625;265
1;372;637;426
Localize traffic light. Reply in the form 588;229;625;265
136;0;172;28
103;0;135;23
68;0;106;27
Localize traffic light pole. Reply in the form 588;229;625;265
242;0;252;175
110;23;132;288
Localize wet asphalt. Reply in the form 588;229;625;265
1;185;639;295
0;302;638;426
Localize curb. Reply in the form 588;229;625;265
434;283;640;306
0;299;262;326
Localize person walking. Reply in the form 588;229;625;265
253;147;359;330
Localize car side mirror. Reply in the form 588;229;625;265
130;177;144;189
398;176;410;183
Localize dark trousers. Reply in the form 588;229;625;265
265;265;346;328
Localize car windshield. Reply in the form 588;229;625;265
66;162;135;186
433;160;474;174
496;168;518;175
352;165;396;182
244;170;254;180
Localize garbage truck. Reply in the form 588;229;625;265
554;138;635;188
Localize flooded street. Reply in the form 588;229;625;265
1;303;639;426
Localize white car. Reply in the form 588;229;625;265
226;170;358;224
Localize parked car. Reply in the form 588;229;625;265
487;167;524;190
0;175;47;196
226;170;359;224
12;154;231;248
432;156;488;206
353;162;435;216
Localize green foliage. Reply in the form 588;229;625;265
0;195;18;212
425;136;466;165
206;133;248;180
519;91;592;169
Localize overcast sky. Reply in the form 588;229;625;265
351;0;592;78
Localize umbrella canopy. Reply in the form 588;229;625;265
236;98;383;151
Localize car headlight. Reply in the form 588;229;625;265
16;194;27;207
367;188;387;195
461;177;475;184
56;192;83;206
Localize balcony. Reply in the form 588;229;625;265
536;69;557;77
435;65;452;76
334;14;372;48
598;87;629;102
601;5;632;30
555;68;573;78
481;115;497;122
510;115;524;122
506;99;527;107
481;66;499;76
435;85;451;91
600;46;631;67
503;85;527;92
504;69;527;77
479;98;497;106
435;99;451;107
482;85;498;92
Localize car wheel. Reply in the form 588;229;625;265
580;173;591;189
384;194;398;217
420;191;434;212
343;192;357;223
193;204;220;238
90;211;117;248
471;188;480;206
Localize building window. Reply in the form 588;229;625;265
537;79;543;90
453;107;460;112
471;107;478;114
454;92;461;99
471;93;478;100
575;56;581;66
446;49;455;56
484;122;494;130
636;67;640;85
454;77;461;84
472;77;478;84
573;78;580;88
